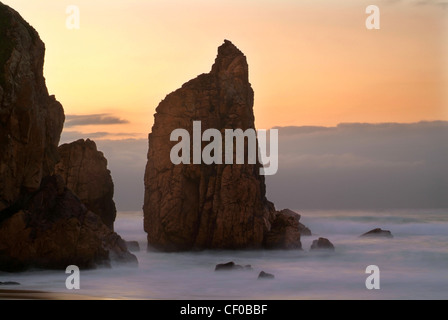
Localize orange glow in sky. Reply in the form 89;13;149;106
3;0;447;139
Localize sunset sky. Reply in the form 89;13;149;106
3;0;448;139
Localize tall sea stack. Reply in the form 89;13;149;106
144;40;306;251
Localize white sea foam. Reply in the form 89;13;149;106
1;209;447;299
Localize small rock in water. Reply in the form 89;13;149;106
0;282;20;285
215;261;237;271
310;237;335;251
215;262;252;271
258;271;275;279
360;228;393;238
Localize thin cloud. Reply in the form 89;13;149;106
60;130;142;144
64;114;129;128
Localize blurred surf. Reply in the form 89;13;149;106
1;209;447;299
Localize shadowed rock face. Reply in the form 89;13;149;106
0;176;137;271
55;139;117;230
143;40;307;251
0;3;64;213
264;209;304;250
215;262;252;271
258;271;275;279
0;3;136;271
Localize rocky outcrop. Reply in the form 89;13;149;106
215;262;252;271
0;3;136;271
258;271;275;279
299;220;312;236
310;238;335;251
0;3;64;214
55;139;117;230
0;176;137;271
264;209;310;249
360;228;393;238
143;40;308;251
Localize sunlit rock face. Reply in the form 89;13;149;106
144;40;306;251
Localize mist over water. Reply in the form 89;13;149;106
1;210;447;299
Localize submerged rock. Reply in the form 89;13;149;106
310;237;335;251
360;228;393;238
55;139;117;230
215;261;252;271
258;271;275;279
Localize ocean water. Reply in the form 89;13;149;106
1;209;447;300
